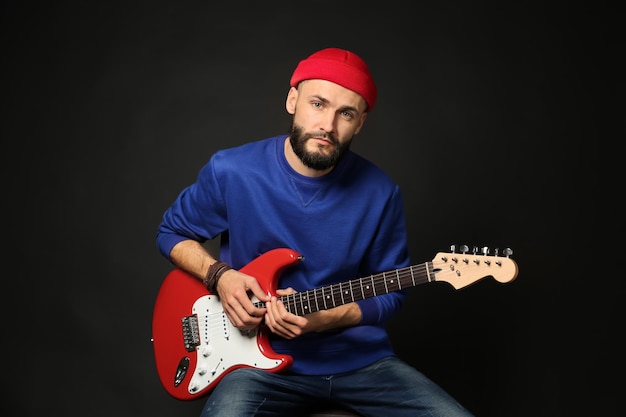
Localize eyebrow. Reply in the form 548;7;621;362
309;94;359;114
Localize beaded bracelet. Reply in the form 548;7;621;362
204;261;232;294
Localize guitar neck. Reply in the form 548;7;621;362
259;262;434;316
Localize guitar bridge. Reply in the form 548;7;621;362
181;315;200;352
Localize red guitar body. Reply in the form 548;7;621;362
151;248;302;401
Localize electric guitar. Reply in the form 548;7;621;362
151;246;518;400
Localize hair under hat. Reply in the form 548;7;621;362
290;48;378;112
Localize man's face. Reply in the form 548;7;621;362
286;79;368;171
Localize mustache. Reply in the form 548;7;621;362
303;131;339;145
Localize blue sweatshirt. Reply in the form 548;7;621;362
156;135;410;375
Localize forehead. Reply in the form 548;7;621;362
299;79;366;111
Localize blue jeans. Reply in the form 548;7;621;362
200;356;475;417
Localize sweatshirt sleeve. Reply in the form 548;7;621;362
356;185;410;325
156;155;228;259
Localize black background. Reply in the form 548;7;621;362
3;1;620;416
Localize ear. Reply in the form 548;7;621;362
285;86;298;115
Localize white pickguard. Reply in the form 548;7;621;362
185;295;284;394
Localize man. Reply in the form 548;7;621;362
156;47;474;417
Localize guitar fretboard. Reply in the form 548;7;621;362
256;261;434;316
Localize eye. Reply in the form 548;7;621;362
341;110;355;120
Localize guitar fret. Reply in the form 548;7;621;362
288;294;295;315
359;277;365;301
325;285;331;308
375;274;384;295
282;294;290;314
335;282;345;307
294;294;300;315
292;294;297;315
300;292;307;315
306;290;313;313
313;288;320;311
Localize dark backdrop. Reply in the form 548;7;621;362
3;2;619;416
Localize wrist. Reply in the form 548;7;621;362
204;261;232;294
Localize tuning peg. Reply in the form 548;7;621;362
450;245;456;253
503;248;513;258
482;246;489;256
460;245;469;254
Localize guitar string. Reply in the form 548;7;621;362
278;258;509;315
188;256;511;339
193;263;432;318
193;259;504;333
190;261;427;343
280;263;433;315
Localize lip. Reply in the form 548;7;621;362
310;137;331;146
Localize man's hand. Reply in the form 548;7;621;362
264;288;363;339
216;269;269;330
264;288;309;339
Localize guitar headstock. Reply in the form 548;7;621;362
431;245;518;289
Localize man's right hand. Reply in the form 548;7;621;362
215;268;269;330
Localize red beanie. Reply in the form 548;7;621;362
290;48;378;112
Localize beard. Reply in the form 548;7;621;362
288;123;352;171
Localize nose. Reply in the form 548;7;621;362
319;110;336;134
